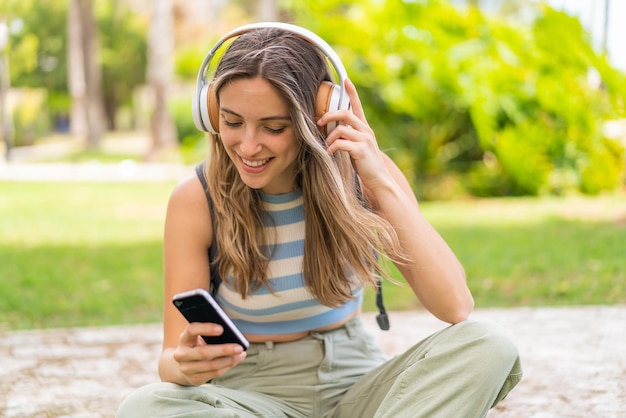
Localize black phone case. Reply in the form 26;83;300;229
172;289;249;350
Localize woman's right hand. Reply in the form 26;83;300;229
172;322;247;386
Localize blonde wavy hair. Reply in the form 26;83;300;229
205;27;405;307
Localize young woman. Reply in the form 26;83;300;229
117;23;521;418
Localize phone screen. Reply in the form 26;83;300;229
173;288;249;350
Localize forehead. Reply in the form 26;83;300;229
219;77;290;118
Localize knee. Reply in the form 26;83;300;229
457;319;523;404
116;382;179;418
454;319;520;368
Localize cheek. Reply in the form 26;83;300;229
216;138;238;166
219;132;234;148
218;134;238;155
276;134;300;157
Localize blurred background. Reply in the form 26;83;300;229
0;0;624;330
1;0;625;196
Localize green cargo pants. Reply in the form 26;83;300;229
117;316;522;418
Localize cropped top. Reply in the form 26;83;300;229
214;189;363;335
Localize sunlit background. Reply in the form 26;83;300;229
0;0;624;331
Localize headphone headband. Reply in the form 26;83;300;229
192;22;350;134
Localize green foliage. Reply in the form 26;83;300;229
3;0;68;95
6;33;39;75
174;46;206;81
3;0;148;131
97;0;148;128
289;0;626;198
168;95;208;163
10;88;50;146
168;95;203;145
580;137;625;194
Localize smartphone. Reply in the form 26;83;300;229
172;288;250;350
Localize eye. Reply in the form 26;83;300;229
265;126;286;134
223;120;242;128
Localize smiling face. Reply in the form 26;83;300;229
218;77;300;195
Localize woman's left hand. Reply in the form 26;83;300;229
317;79;392;192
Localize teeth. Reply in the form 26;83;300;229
242;158;270;167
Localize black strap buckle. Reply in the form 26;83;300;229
375;277;390;330
376;312;390;331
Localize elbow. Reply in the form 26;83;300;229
449;302;474;324
450;268;473;324
444;293;475;325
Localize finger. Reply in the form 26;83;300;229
174;341;244;364
326;136;369;157
197;343;245;358
182;352;247;385
318;109;365;133
324;124;357;150
179;350;245;373
180;322;224;346
192;351;246;384
344;79;367;123
325;118;375;149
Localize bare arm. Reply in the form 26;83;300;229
366;154;473;323
319;80;474;324
158;175;246;385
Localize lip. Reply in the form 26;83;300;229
239;156;272;173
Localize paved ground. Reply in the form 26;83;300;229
0;160;191;182
0;134;191;183
1;306;625;418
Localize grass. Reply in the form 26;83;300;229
363;195;626;312
1;180;625;330
0;181;175;330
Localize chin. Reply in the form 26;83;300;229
239;177;268;191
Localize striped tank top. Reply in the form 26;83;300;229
215;189;363;335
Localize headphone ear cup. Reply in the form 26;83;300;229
315;81;350;136
315;81;333;137
195;83;216;134
194;83;219;134
207;83;219;134
193;83;208;132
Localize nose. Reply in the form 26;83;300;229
238;128;262;156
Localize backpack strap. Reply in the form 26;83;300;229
194;162;390;330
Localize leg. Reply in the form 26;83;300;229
332;319;522;418
116;382;290;418
115;339;312;418
116;317;387;418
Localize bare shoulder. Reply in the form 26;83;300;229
165;174;212;247
169;174;208;207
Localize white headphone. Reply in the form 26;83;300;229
191;22;350;136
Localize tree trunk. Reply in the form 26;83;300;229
147;0;177;159
257;0;277;21
0;47;13;161
67;0;88;141
78;0;106;149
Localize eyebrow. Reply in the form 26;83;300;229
221;108;291;122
